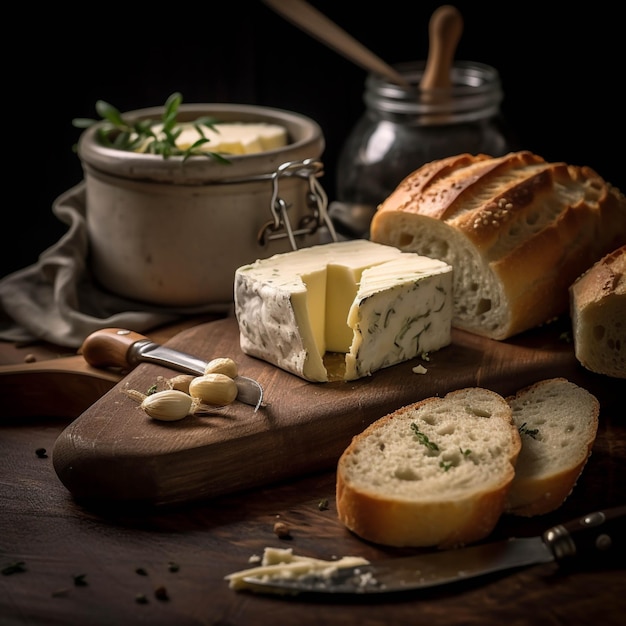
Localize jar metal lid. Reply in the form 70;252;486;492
364;60;504;123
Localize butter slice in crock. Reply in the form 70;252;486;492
148;121;288;155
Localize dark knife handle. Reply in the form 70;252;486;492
542;505;626;566
81;328;148;370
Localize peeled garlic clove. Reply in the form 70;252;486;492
203;357;238;379
189;373;238;406
141;389;193;421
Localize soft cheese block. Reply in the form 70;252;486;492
234;240;453;382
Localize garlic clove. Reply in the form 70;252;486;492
141;389;194;421
166;374;196;394
203;357;238;378
189;373;238;406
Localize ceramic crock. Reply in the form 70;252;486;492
77;103;327;308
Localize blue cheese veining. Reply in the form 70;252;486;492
234;240;453;382
345;255;453;380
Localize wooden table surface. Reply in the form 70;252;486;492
1;320;625;626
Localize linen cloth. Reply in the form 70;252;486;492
0;183;228;348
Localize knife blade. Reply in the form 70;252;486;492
239;505;625;594
80;328;263;411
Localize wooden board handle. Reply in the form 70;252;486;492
80;328;149;370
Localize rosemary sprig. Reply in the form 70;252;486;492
518;422;539;439
410;422;439;451
72;92;231;163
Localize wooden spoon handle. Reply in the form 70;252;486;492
421;5;464;92
263;0;410;87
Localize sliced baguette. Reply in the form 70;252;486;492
336;388;521;548
505;378;599;517
569;245;626;379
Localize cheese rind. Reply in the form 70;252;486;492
234;240;453;382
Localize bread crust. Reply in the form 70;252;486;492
569;245;626;378
371;151;626;340
571;245;626;309
336;478;513;549
504;378;599;516
504;465;590;517
336;388;520;548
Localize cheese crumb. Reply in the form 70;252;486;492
225;547;369;592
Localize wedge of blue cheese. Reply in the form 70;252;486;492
345;254;453;380
234;240;453;382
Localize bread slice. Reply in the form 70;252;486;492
336;388;521;548
504;378;599;517
569;245;626;379
370;151;626;340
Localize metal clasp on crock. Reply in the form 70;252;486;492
259;159;338;250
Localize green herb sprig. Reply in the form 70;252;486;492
2;561;26;575
410;422;439;451
410;424;476;472
72;92;231;163
518;422;539;439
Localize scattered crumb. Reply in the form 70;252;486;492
2;561;26;575
273;522;291;539
51;588;70;598
154;586;169;601
73;574;88;587
412;364;428;374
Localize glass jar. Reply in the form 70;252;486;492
332;60;517;238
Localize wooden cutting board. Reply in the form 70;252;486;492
52;315;585;507
0;316;219;419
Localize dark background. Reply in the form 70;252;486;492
4;0;623;278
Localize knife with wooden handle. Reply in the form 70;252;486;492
81;328;264;411
235;505;626;594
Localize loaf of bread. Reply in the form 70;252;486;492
335;388;521;548
569;245;626;378
504;378;599;517
370;151;626;340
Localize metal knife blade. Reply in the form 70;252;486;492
240;505;626;594
81;328;264;411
